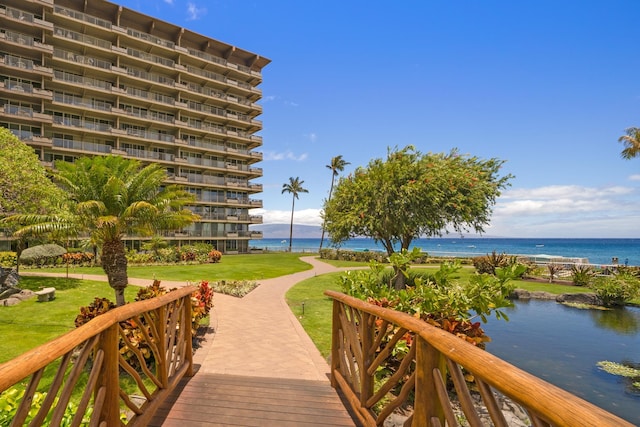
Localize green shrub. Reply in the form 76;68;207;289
20;244;66;267
320;248;387;263
0;251;16;267
0;388;96;426
471;251;510;275
571;264;595;286
178;243;212;263
591;273;640;306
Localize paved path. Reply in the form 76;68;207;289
24;256;343;380
194;256;341;380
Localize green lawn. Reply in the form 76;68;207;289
0;277;138;362
25;252;314;282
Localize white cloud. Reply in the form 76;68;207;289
252;208;322;226
488;184;640;237
629;174;640;181
262;95;277;103
284;100;299;107
263;150;308;161
164;0;174;4
305;132;318;143
186;2;206;20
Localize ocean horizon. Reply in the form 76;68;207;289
250;237;640;266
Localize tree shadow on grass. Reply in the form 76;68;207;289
18;276;85;291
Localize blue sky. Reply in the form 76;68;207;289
117;0;640;237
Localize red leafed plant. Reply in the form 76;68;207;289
75;280;214;370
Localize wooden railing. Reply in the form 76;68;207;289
325;290;634;427
0;286;196;426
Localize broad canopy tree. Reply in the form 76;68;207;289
323;146;513;289
0;128;65;271
5;155;198;306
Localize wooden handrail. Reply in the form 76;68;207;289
325;290;634;427
0;285;197;426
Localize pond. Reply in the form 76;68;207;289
482;299;640;425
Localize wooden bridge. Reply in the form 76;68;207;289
0;258;635;426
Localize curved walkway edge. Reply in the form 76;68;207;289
22;256;342;381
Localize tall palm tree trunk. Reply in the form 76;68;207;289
288;197;295;252
101;239;129;306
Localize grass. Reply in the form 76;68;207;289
286;272;344;359
25;252;314;282
0;277;138;362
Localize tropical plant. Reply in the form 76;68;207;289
472;251;510;275
591;273;640;307
281;177;309;252
4;155;198;306
141;236;169;261
547;263;564;283
618;127;640;159
324;146;512;289
208;249;222;263
319;155;350;251
571;264;595;286
339;260;515;343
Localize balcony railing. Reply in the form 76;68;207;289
325;291;633;427
54;5;112;30
53;137;112;154
0;287;196;426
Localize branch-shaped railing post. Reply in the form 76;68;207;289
155;305;169;389
360;312;374;408
330;299;341;390
414;336;445;427
96;323;121;425
183;296;194;377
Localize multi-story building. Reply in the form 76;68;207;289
0;0;269;253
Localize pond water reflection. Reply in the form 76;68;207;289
482;300;640;425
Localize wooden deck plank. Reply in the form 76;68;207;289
149;373;359;427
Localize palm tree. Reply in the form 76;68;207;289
319;155;350;251
618;127;640;159
6;155;198;306
281;177;309;252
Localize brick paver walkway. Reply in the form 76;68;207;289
23;256;342;380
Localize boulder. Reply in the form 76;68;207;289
556;293;602;305
0;266;22;302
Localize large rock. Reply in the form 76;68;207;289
0;266;22;301
2;292;34;306
556;293;602;305
511;289;604;306
510;290;556;300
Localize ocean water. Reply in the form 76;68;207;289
250;237;640;266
